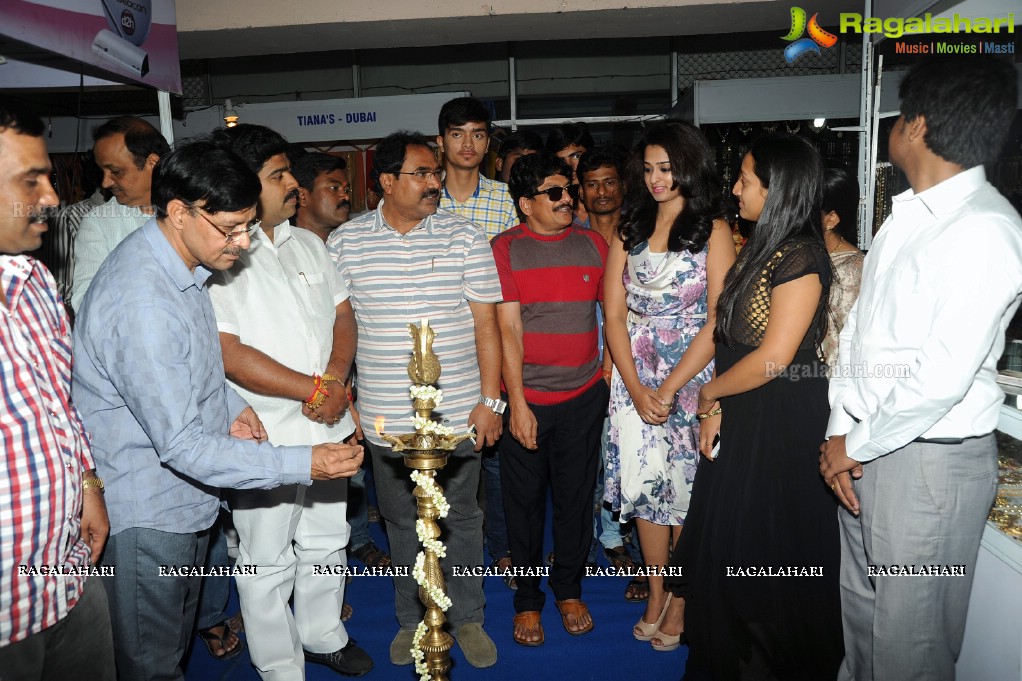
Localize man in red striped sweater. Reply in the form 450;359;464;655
492;153;609;648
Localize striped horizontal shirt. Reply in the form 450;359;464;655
327;204;502;446
491;224;608;405
1;256;94;646
439;175;518;240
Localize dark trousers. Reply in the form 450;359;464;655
481;445;511;561
366;438;485;631
196;510;231;630
0;577;115;681
102;527;210;681
500;380;609;613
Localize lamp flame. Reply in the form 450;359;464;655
374;416;386;437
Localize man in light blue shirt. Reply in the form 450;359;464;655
73;140;364;681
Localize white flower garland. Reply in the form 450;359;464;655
412;414;454;436
410;385;443;402
410;470;452;517
415;519;447;557
409;470;452;678
411;621;428;681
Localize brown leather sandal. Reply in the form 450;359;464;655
555;599;594;636
512;611;544;646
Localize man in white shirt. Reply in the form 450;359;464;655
821;56;1022;681
71;116;167;310
291;150;392;570
209;124;372;679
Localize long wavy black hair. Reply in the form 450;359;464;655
619;121;721;254
715;134;825;345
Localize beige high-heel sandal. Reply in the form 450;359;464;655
651;598;685;651
650;628;684;652
633;593;672;641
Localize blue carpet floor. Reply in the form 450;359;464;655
183;507;688;681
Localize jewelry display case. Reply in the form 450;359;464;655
956;380;1022;680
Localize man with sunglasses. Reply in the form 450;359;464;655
72;139;364;681
327;131;503;669
493;153;609;647
206;124;372;679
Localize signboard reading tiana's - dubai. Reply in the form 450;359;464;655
0;0;181;94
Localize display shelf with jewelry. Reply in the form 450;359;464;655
957;403;1022;681
991;432;1022;541
376;319;474;681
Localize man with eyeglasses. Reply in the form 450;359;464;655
327;131;503;669
205;124;372;679
493;153;609;647
72;139;364;681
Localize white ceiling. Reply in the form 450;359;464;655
176;0;865;59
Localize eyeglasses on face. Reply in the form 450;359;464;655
193;209;257;244
529;184;581;202
393;169;446;182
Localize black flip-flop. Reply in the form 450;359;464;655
197;620;244;660
624;577;650;602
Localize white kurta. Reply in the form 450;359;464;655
209;222;356;680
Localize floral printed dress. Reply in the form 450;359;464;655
604;241;712;525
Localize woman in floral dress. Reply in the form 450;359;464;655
603;121;735;650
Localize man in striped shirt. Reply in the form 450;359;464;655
0;102;115;679
493;153;609;647
327;131;503;669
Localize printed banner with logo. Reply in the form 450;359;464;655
0;0;181;94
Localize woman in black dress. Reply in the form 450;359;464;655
666;134;843;680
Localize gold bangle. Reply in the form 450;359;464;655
321;373;343;385
697;407;722;420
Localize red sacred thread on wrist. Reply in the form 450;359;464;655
305;374;323;404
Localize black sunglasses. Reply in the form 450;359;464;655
529;184;580;202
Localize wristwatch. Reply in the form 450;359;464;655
479;395;508;415
83;477;105;493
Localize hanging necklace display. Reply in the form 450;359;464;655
785;120;801;134
873;162;892;235
762;121;779;134
718;125;735;192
